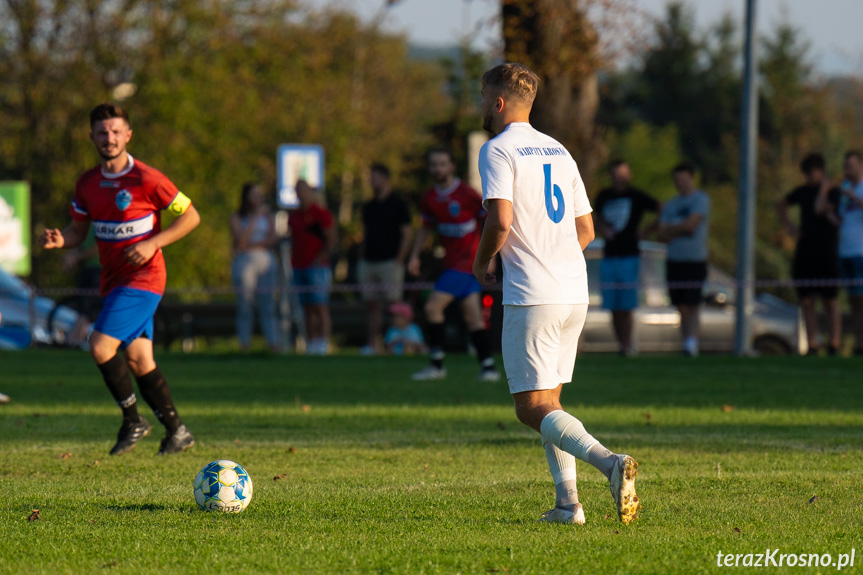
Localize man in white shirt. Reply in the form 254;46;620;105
472;63;640;525
836;150;863;355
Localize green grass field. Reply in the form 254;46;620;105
1;350;861;574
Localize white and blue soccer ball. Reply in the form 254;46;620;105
194;460;253;513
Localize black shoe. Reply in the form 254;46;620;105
110;417;151;455
157;425;195;455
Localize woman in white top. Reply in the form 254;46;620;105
230;183;279;351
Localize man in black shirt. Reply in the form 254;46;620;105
593;160;659;355
777;153;841;355
358;163;412;354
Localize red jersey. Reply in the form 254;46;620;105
419;180;485;273
70;156;180;297
289;203;334;269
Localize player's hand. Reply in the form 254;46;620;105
38;228;65;250
407;255;420;277
124;239;158;266
473;258;496;286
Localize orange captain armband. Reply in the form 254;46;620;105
167;191;192;215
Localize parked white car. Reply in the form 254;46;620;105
580;241;805;354
0;269;90;350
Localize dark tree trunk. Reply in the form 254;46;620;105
501;0;602;185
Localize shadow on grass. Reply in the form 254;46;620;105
3;411;862;453
2;351;863;411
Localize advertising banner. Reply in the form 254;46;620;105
277;144;325;209
0;181;31;276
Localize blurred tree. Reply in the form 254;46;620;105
501;0;641;186
633;3;741;185
601;121;682;202
0;1;448;290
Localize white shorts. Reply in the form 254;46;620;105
502;304;588;394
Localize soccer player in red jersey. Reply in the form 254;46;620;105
407;148;500;381
39;103;201;455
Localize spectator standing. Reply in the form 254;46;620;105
777;153;841;355
831;150;863;355
289;180;336;355
357;164;412;355
593;160;659;356
658;163;710;357
230;183;279;352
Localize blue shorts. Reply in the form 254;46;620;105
93;287;162;349
434;269;481;300
600;256;640;311
293;266;331;306
840;256;863;296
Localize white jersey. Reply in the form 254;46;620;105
478;122;592;305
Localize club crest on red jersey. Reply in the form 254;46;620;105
115;190;132;211
448;200;461;217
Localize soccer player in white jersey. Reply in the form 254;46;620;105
472;63;640;525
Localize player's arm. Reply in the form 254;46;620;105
39;219;90;250
575;213;595;251
407;225;432;276
124;203;200;266
472;199;512;285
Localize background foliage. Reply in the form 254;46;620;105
2;0;863;290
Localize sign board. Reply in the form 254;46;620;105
277;144;325;209
0;181;31;275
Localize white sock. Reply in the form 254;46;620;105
684;336;698;352
540;410;618;480
543;439;579;509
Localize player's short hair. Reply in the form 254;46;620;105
89;102;130;128
481;63;540;106
370;163;390;179
609;158;628;172
844;150;863;163
800;153;825;174
427;147;454;163
671;162;695;177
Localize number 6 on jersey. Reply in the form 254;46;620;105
543;164;565;223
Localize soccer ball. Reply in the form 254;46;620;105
193;460;253;513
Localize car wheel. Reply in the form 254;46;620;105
753;335;791;356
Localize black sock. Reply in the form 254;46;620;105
135;367;182;434
97;355;140;422
469;329;494;369
427;322;445;369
